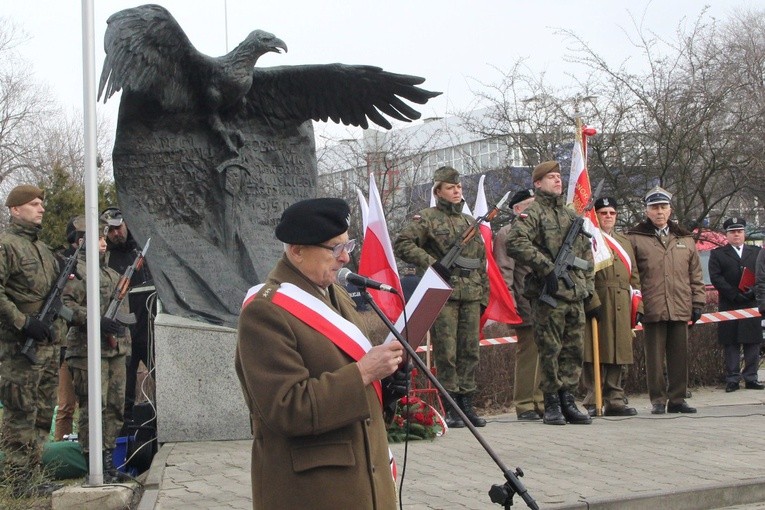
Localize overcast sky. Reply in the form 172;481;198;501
3;0;761;141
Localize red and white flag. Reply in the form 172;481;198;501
357;174;404;322
474;175;521;331
565;124;612;271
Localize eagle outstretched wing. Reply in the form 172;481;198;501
243;64;442;129
98;4;205;109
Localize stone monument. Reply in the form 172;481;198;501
99;4;440;441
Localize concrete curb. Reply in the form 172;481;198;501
136;442;174;510
551;478;765;510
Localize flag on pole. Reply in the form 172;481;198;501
565;121;612;271
356;188;369;232
357;174;404;321
474;175;521;331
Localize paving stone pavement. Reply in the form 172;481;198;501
147;383;765;510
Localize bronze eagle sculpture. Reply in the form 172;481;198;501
99;4;440;327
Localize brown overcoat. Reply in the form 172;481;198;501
626;220;705;322
235;256;396;510
583;231;642;364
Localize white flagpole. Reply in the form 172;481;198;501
81;0;104;485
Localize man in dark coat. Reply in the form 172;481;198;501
236;198;402;510
708;217;763;392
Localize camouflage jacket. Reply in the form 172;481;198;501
0;217;61;341
394;197;488;304
504;190;594;303
62;252;131;362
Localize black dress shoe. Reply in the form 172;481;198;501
650;403;665;415
667;401;697;413
745;381;765;390
725;382;740;392
584;405;597;417
517;410;541;421
604;406;637;416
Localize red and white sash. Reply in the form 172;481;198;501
602;232;643;326
243;282;397;479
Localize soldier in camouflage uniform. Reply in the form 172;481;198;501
394;166;489;428
62;216;131;483
505;162;598;426
0;185;63;496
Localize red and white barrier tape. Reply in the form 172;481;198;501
414;307;763;352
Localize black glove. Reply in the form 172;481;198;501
431;262;451;281
100;316;125;335
383;366;410;402
635;312;644;326
743;288;756;301
585;306;602;321
23;317;50;342
734;293;750;305
690;308;702;324
543;271;559;295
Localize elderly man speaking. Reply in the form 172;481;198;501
235;197;403;510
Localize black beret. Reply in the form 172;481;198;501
594;197;618;210
723;217;746;231
509;189;534;208
5;184;44;207
275;198;351;244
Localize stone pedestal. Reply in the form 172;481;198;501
154;313;250;442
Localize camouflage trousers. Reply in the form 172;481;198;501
431;300;481;394
0;343;58;470
531;299;585;393
69;355;126;453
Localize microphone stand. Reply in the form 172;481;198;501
361;290;539;510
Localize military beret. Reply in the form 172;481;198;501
100;207;124;227
67;215;109;244
531;161;560;182
644;186;672;205
509;189;535;208
5;184;44;207
433;166;460;184
594;197;618;210
275;198;351;245
723;217;746;231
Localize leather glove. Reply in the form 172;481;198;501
100;316;125;335
585;305;602;321
743;288;756;301
383;365;410;402
635;312;644;326
690;308;702;324
431;262;451;282
23;316;50;342
543;271;559;295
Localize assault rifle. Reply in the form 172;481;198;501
21;242;81;364
103;238;151;347
437;191;511;275
538;179;604;308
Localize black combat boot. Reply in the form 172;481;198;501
457;394;486;427
542;392;566;425
559;390;592;424
445;393;465;428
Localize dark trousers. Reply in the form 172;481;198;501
724;343;761;383
643;321;688;405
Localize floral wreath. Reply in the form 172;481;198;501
387;396;446;443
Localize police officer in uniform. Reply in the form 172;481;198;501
394;166;489;428
494;189;545;421
0;185;63;496
505;161;597;426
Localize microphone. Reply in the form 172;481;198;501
337;268;398;294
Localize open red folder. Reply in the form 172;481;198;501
738;267;755;292
383;267;452;352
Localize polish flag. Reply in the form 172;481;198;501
357;174;404;321
474;175;521;331
566;124;612;271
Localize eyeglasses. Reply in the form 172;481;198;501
597;211;617;216
316;239;356;258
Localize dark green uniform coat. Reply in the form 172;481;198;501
235;256;396;510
